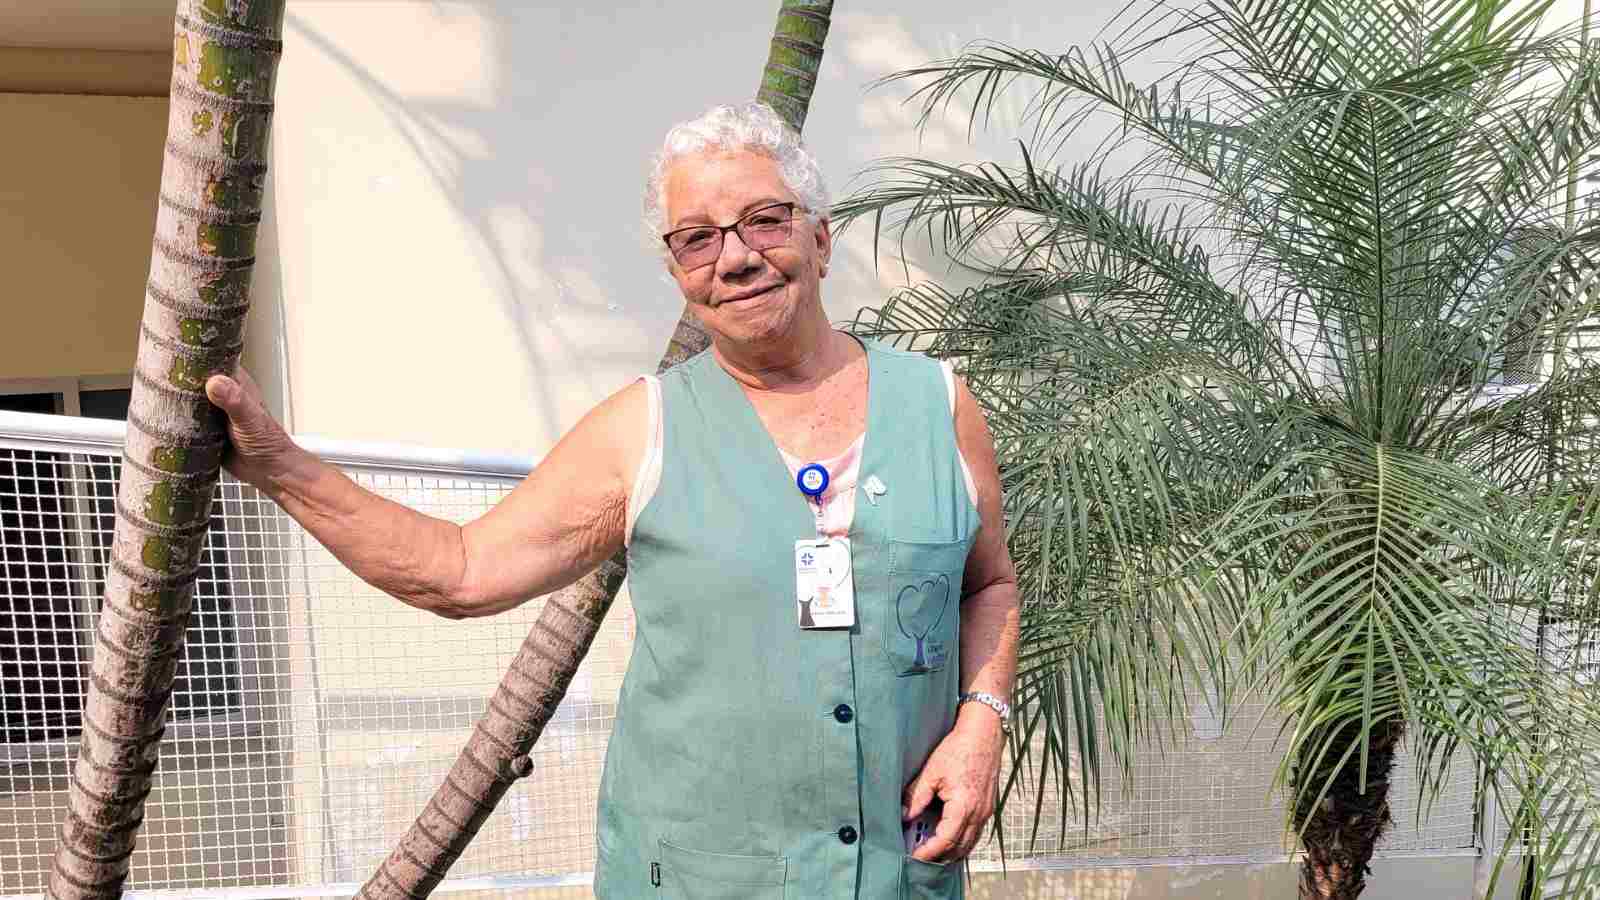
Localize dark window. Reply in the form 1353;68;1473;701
78;388;132;421
1;390;241;744
1;392;82;744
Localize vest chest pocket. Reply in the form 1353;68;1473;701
655;840;787;899
885;539;969;676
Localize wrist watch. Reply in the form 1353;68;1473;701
958;691;1011;734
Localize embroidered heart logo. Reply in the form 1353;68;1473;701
895;574;951;673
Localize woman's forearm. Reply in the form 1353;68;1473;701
263;446;472;617
956;577;1020;730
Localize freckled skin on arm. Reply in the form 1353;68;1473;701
455;382;647;615
256;381;646;620
902;373;1020;863
953;374;1020;718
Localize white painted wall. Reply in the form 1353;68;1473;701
253;0;1137;449
255;0;1597;448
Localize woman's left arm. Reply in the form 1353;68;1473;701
903;373;1020;864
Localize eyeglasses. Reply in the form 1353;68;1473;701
662;202;800;270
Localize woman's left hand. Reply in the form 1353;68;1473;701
902;710;1005;862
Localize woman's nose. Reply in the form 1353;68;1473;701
716;228;763;276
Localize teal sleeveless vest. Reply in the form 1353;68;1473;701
595;338;980;899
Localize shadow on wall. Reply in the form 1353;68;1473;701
276;1;878;445
824;10;1037;301
270;1;1139;449
281;5;637;444
818;7;1170;313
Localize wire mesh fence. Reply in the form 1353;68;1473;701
985;689;1479;866
1;411;1480;898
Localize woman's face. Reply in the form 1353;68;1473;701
661;150;832;348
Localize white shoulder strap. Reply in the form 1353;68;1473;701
625;375;664;548
940;360;980;507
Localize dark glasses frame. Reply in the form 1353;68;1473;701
661;202;802;270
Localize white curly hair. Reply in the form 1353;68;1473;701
644;101;830;244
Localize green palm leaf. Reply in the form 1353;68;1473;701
840;1;1600;894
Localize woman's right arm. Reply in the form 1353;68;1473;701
206;369;644;619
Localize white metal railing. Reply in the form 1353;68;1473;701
0;410;1480;898
0;408;538;477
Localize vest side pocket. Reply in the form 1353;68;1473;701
884;539;969;676
901;855;962;898
656;839;787;899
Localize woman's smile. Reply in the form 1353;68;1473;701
717;282;783;308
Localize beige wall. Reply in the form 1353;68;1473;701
260;0;1113;452
0;93;165;381
0;47;170;96
255;0;1595;440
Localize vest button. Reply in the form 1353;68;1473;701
833;704;853;723
838;825;858;845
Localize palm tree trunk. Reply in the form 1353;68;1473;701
46;3;285;898
352;5;835;898
353;560;628;900
1293;721;1402;900
756;0;835;133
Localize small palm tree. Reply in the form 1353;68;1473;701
836;1;1600;897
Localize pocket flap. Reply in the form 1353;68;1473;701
888;538;969;577
658;839;787;886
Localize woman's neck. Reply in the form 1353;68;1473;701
713;307;855;392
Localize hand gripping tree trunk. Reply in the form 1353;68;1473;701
353;4;834;897
46;3;285;898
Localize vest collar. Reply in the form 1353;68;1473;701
698;336;888;541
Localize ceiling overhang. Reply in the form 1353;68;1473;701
0;1;176;53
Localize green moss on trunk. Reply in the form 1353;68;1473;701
756;0;834;132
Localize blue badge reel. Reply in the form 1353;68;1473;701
796;463;829;499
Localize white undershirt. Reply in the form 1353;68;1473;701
625;360;977;546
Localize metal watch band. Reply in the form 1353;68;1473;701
957;691;1011;727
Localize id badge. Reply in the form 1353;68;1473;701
795;537;855;629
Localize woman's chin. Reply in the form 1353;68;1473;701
727;312;795;347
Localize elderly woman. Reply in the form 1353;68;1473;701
207;101;1018;899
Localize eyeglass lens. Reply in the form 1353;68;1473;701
665;204;795;269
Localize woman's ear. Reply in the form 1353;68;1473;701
814;215;833;279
